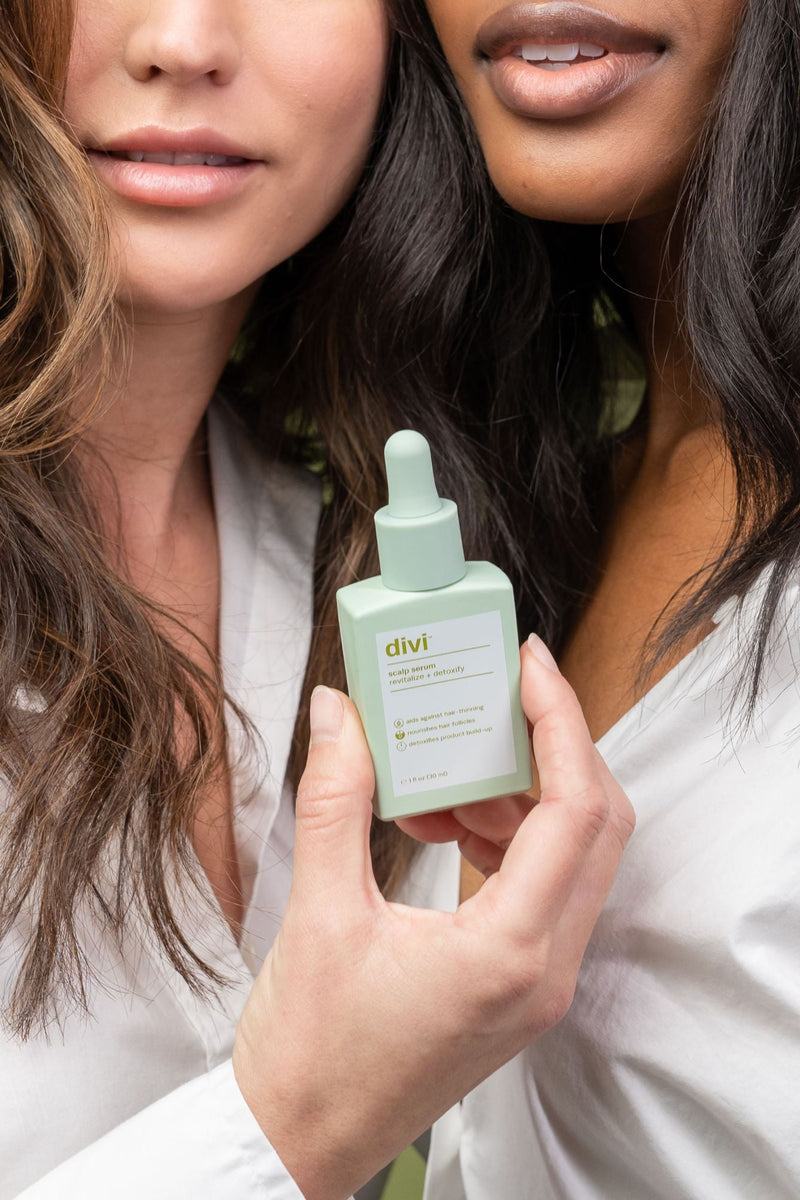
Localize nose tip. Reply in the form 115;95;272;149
146;42;234;85
125;11;241;86
130;43;238;87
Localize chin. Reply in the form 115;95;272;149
111;236;267;318
107;213;273;318
484;152;679;227
118;274;256;318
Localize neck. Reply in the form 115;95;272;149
84;291;256;546
615;211;716;462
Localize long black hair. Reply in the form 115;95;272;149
387;0;800;711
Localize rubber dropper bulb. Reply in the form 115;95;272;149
385;430;442;520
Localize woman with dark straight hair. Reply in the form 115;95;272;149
0;0;633;1197
388;0;800;1196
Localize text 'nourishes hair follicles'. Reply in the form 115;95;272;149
337;430;532;821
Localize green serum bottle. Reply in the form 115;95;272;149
336;430;532;822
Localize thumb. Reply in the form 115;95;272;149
291;686;378;910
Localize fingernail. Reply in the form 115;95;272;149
310;686;344;744
527;633;560;673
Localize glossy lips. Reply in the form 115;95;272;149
476;2;666;120
87;127;261;207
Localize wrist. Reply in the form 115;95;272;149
232;1029;358;1200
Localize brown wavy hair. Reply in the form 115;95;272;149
0;1;537;1038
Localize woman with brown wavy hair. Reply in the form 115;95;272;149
0;1;633;1196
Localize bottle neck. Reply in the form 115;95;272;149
375;498;467;592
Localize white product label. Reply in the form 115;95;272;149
377;611;517;797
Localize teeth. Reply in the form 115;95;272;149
540;61;571;71
521;45;548;61
547;43;580;61
519;41;607;64
173;152;208;166
111;150;245;166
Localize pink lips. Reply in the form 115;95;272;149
476;2;666;121
86;126;262;208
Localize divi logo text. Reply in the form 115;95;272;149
385;634;429;657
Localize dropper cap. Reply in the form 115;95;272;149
375;430;467;592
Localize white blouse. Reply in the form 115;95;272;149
425;574;800;1199
2;402;459;1198
24;400;795;1200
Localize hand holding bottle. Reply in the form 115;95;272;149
233;637;634;1200
397;779;537;879
397;635;622;879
